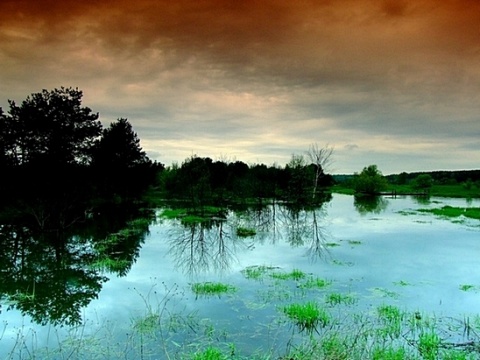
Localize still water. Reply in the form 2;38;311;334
1;194;480;358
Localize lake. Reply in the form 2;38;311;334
1;194;480;359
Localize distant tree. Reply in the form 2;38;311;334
396;172;409;185
285;154;312;203
412;174;433;192
307;143;334;199
354;165;388;195
178;156;212;206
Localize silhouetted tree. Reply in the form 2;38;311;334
5;87;101;167
94;118;149;168
92;118;156;198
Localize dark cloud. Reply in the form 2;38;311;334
0;0;479;173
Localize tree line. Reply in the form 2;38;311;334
0;87;161;230
0;87;337;230
158;152;334;206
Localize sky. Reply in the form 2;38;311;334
0;0;479;174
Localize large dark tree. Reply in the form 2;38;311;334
92;118;156;198
93;118;149;168
5;87;101;167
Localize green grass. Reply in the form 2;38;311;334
333;183;480;198
241;265;278;280
7;265;480;360
418;206;480;221
418;331;441;360
191;282;236;297
298;277;332;289
459;284;477;292
159;206;227;224
192;346;227;360
270;268;306;281
282;301;330;332
325;292;357;306
377;305;404;339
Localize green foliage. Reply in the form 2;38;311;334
412;174;433;191
353;165;388;195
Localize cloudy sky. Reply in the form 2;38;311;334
0;0;479;174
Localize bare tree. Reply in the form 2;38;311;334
307;143;334;199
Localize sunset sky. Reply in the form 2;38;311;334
0;0;479;174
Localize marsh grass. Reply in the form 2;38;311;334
298;277;332;290
418;331;441;360
282;302;330;333
191;282;236;297
418;206;480;221
160;206;228;224
192;346;226;360
241;265;278;280
271;268;306;281
377;305;404;339
325;292;357;306
459;284;477;292
5;270;480;360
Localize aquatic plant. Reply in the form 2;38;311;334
418;206;480;221
192;346;226;360
377;305;404;339
241;265;278;280
282;301;330;332
298;277;332;289
325;292;357;306
418;331;441;360
271;268;306;281
371;347;407;360
191;282;236;297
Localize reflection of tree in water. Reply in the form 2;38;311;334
278;203;331;262
354;196;389;215
168;217;251;277
232;201;279;244
0;206;154;326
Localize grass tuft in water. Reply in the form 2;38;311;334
271;268;306;281
192;346;226;360
298;277;332;289
459;284;476;292
325;292;357;306
377;305;404;339
371;347;407;360
191;282;236;297
241;265;278;280
418;331;441;360
282;301;330;333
